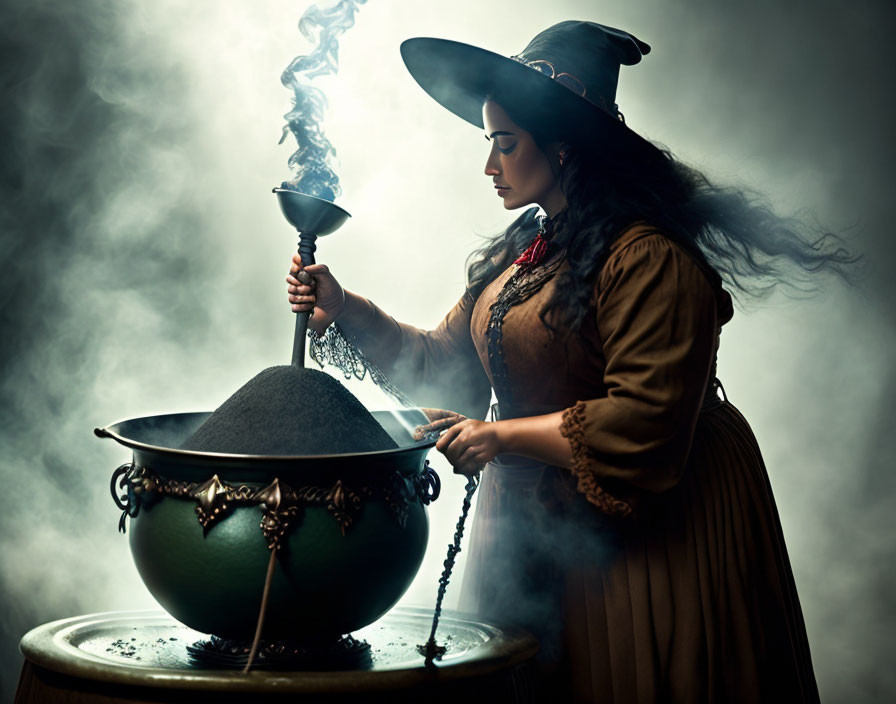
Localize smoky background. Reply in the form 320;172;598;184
0;0;893;701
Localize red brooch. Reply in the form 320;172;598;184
514;233;549;270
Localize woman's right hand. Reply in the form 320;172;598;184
286;253;345;333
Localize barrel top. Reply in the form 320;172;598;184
18;608;538;693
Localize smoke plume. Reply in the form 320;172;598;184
279;0;367;199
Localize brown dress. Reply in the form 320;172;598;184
334;222;819;703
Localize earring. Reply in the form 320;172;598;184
558;150;567;167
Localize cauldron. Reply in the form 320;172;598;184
96;408;439;645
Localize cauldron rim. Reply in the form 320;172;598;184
94;410;437;463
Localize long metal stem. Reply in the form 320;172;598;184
291;231;318;368
242;547;278;674
292;313;310;368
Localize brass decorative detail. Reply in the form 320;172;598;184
327;480;360;536
109;462;441;542
256;479;300;549
260;506;300;550
255;478;287;510
191;475;230;528
381;473;416;529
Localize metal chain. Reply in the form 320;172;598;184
417;473;480;662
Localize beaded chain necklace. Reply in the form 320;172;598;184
485;210;566;405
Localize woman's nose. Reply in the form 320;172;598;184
484;151;500;177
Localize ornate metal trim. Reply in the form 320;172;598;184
110;462;440;547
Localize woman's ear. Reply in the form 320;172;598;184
545;141;565;177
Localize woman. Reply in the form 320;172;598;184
287;21;855;703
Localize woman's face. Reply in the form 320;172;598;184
482;100;566;217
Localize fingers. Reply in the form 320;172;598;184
290;255;329;275
444;440;480;469
412;417;457;441
288;294;315;304
289;253;302;274
421;408;451;421
414;409;466;438
421;408;466;423
428;424;483;472
433;419;496;476
449;444;486;476
288;286;316;312
452;450;485;477
435;421;466;453
287;256;326;313
287;260;320;292
285;276;315;294
425;417;462;433
438;424;482;468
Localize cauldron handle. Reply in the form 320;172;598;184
292;231;317;368
109;462;139;534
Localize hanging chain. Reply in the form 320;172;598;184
417;473;481;662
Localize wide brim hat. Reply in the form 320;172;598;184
400;21;659;156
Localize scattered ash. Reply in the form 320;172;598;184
106;638;141;660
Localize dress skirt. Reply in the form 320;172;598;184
458;399;820;703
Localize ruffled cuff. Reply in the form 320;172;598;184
560;402;633;517
308;324;413;407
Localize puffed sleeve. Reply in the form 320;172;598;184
333;290;492;420
559;233;719;516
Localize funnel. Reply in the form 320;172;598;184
274;188;352;367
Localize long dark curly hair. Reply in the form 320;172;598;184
466;105;861;338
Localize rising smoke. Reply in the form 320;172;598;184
279;0;367;199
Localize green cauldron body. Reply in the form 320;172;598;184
98;410;437;642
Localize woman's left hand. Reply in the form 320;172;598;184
413;408;467;441
435;419;505;477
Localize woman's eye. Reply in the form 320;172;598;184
496;141;516;155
